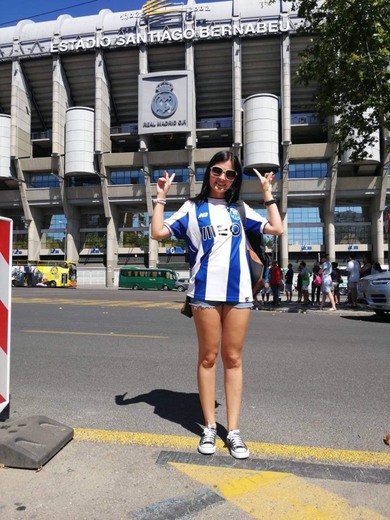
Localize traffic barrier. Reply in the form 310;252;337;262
0;415;74;469
0;217;12;420
0;218;74;466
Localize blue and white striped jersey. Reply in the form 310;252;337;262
164;198;268;302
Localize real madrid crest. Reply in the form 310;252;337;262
151;80;178;118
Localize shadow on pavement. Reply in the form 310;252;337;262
340;313;390;323
115;389;226;439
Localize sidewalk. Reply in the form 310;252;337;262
1;430;389;520
251;299;374;315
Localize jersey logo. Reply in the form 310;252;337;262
216;225;229;236
229;208;240;221
201;225;216;240
198;212;209;218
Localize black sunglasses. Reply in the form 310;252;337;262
210;166;237;181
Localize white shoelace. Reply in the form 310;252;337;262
201;426;217;445
228;430;246;451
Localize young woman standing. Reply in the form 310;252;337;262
151;151;283;459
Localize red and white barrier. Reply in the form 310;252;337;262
0;217;12;415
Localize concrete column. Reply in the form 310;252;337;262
281;30;291;149
10;61;31;159
324;197;336;261
52;55;71;156
279;29;291;269
185;22;196;153
27;208;42;262
138;43;149;153
97;153;118;287
231;4;242;153
279;212;289;268
185;35;196;198
138;41;155;268
232;31;242;152
66;211;80;262
144;166;158;269
95;50;111;153
325;139;338;261
12;158;35;259
105;214;118;287
149;224;159;269
371;196;385;265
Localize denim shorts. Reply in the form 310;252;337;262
191;298;253;309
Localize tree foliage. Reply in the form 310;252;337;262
284;1;390;160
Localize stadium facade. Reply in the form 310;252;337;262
0;0;389;285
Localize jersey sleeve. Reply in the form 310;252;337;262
163;200;192;240
242;202;269;234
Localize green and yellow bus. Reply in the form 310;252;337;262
118;266;177;290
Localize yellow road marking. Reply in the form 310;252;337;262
22;329;168;339
73;428;390;468
12;296;182;309
172;464;387;519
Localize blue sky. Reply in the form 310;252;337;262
0;0;220;28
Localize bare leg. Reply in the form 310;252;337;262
220;306;251;431
328;290;337;310
193;306;222;426
192;305;251;431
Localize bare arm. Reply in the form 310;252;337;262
253;169;283;236
150;171;175;240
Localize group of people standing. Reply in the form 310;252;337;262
255;254;341;310
288;254;339;310
281;253;383;310
345;253;382;308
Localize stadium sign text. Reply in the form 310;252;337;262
50;19;296;53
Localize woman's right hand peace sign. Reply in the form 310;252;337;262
156;171;175;198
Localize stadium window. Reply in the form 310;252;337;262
288;162;328;179
334;204;371;245
80;213;106;228
28;173;60;188
196;166;206;182
110;169;145;185
153;168;189;183
287;207;324;246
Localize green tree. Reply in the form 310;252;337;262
289;0;390;160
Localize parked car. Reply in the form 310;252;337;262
175;278;189;292
358;271;390;315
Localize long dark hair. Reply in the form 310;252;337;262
192;151;243;205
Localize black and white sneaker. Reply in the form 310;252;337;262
226;429;249;459
198;424;217;455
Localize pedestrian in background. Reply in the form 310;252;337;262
360;254;372;278
311;259;321;305
299;261;310;305
331;261;342;306
284;263;294;302
260;265;271;305
371;262;383;274
295;265;303;302
319;253;337;311
151;150;283;459
270;260;283;305
345;253;361;308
